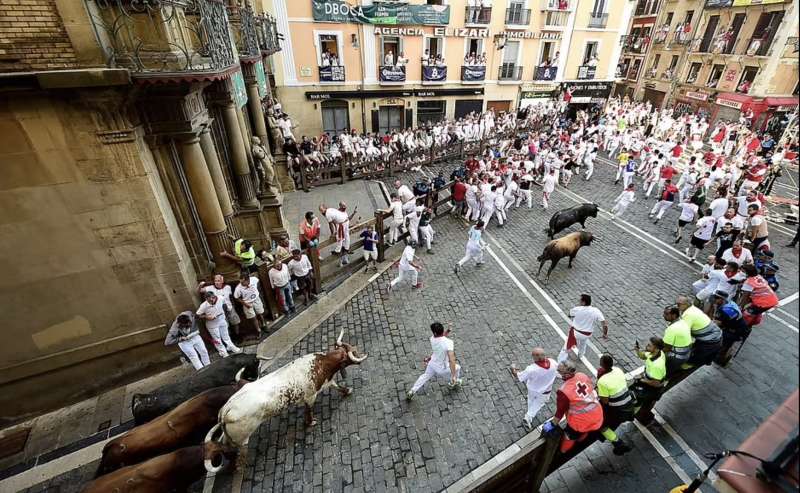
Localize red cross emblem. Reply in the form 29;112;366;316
576;382;588;397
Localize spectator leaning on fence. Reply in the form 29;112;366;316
221;238;258;273
269;258;295;315
288;249;316;305
234;271;267;333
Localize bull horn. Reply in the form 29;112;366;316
347;350;367;363
335;329;344;347
235;367;245;383
204;449;227;474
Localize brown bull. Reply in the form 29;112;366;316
536;231;595;282
82;442;235;493
95;384;241;477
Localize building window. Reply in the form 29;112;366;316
737;66;758;93
665;12;673;25
628;58;642;80
582;41;599;65
380;36;402;66
747;11;785;56
591;0;605;15
423;36;445;66
684;10;694;25
465;38;485;65
427;0;444;5
317;33;342;67
378;106;403;134
699;15;720;52
417;100;446;126
706;64;724;88
686;62;702;84
321;100;350;136
647;54;660;77
539;41;557;65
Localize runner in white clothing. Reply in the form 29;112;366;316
558;294;608;362
510;347;557;430
406;322;462;400
454;221;486;273
320;202;357;267
611;183;636;219
389;243;422;291
542;169;557;209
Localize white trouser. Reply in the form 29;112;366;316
615;166;624;181
494;208;505;225
408;225;419;245
525;390;552;423
391;266;418;287
645;180;657;197
611;201;630;218
420;225;434;250
558;331;591;363
178;335;210;370
585;162;594;180
481;206;495;225
458;245;484;266
335;222;351;253
388;218;402;244
692;279;708;295
542;191;551;209
622;171;635;188
411;362;461;393
650;200;673;219
679;185;693;202
466;199;481;221
207;322;239;357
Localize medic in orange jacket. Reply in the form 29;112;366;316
548;360;604;453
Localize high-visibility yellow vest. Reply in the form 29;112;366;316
234;239;255;267
597;367;633;408
644;351;667;382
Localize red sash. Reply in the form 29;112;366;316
565;327;592;350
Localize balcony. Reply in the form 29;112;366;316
505;7;531;26
379;65;406;83
588;12;608;28
645;66;658;79
255;13;282;55
692;37;713;53
540;0;572;11
576;65;597;79
422;65;447;84
319;65;345;83
533;65;558;81
85;0;237;77
543;11;569;29
230;4;260;61
461;65;487;82
464;6;492;25
672;29;692;45
745;37;772;57
624;37;650;54
653;27;670;44
498;63;523;81
661;68;676;80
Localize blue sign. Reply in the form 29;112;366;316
534;66;557;81
379;65;406;82
319;65;346;82
461;65;486;81
423;65;447;82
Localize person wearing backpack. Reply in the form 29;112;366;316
738;263;779;327
649;179;679;224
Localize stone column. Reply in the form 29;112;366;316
176;135;236;274
247;83;269;143
199;126;238;236
221;102;259;209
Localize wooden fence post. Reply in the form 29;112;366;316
309;246;322;294
340;156;347;184
257;263;281;320
529;431;562;492
375;211;386;263
300;160;309;192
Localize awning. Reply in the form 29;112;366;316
763;96;799;108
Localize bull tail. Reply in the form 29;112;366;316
204;423;227;473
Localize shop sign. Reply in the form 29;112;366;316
686;91;709;101
521;91;556;99
423;65;447;82
374;27;424;36
717;98;743;110
776;105;798;112
433;27;490;38
379;65;407;82
314;0;450;25
503;31;562;40
462;65;486;81
566;81;613;99
305;87;483;100
319;65;346;82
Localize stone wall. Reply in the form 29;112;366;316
0;89;197;425
0;0;78;72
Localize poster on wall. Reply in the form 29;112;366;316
462;65;486;81
319;65;346;82
534;66;557;81
379;66;406;82
422;66;447;82
231;70;248;108
312;0;450;25
254;60;268;99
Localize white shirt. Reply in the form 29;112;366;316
202;284;233;310
678;203;699;222
736;196;758;217
268;266;290;288
709;198;729;219
325;208;348;225
719;215;744;230
234;277;261;304
615;190;636;206
569;305;604;334
388;201;404;221
197;299;226;329
428;336;454;371
399;245;416;270
277;118;292;138
288;255;313;277
397;184;414;203
693;216;716;241
721;247;753;266
517;358;558;394
543;174;557;193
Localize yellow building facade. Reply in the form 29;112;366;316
262;0;634;137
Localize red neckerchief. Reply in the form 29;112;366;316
535;359;551;369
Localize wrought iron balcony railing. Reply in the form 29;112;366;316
464;6;492;25
498;63;523;80
255;13;282;55
588;12;608;28
543;11;568;28
505;7;531;25
745;37;772;57
540;0;572;11
230;4;260;60
319;65;345;83
86;0;237;76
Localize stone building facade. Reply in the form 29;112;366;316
0;0;286;425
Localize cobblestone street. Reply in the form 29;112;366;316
235;159;800;493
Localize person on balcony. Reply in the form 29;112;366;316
421;49;430;67
468;0;481;23
396;52;408;68
384;50;394;67
586;54;599;67
320;51;331;67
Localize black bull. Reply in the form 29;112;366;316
131;353;258;425
546;203;599;239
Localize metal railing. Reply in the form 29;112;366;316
576;65;597;80
653;27;670;44
588;12;608;28
540;0;571;10
256;13;282;55
464;6;492;24
85;0;238;76
505;7;531;25
745;37;772;57
231;4;260;60
543;10;568;28
672;29;692;45
625;37;650;54
498;63;523;80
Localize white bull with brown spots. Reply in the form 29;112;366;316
204;330;366;472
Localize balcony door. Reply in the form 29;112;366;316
378;105;403;134
724;13;746;54
699;15;719;52
501;40;520;78
321;100;350;135
380;36;401;66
